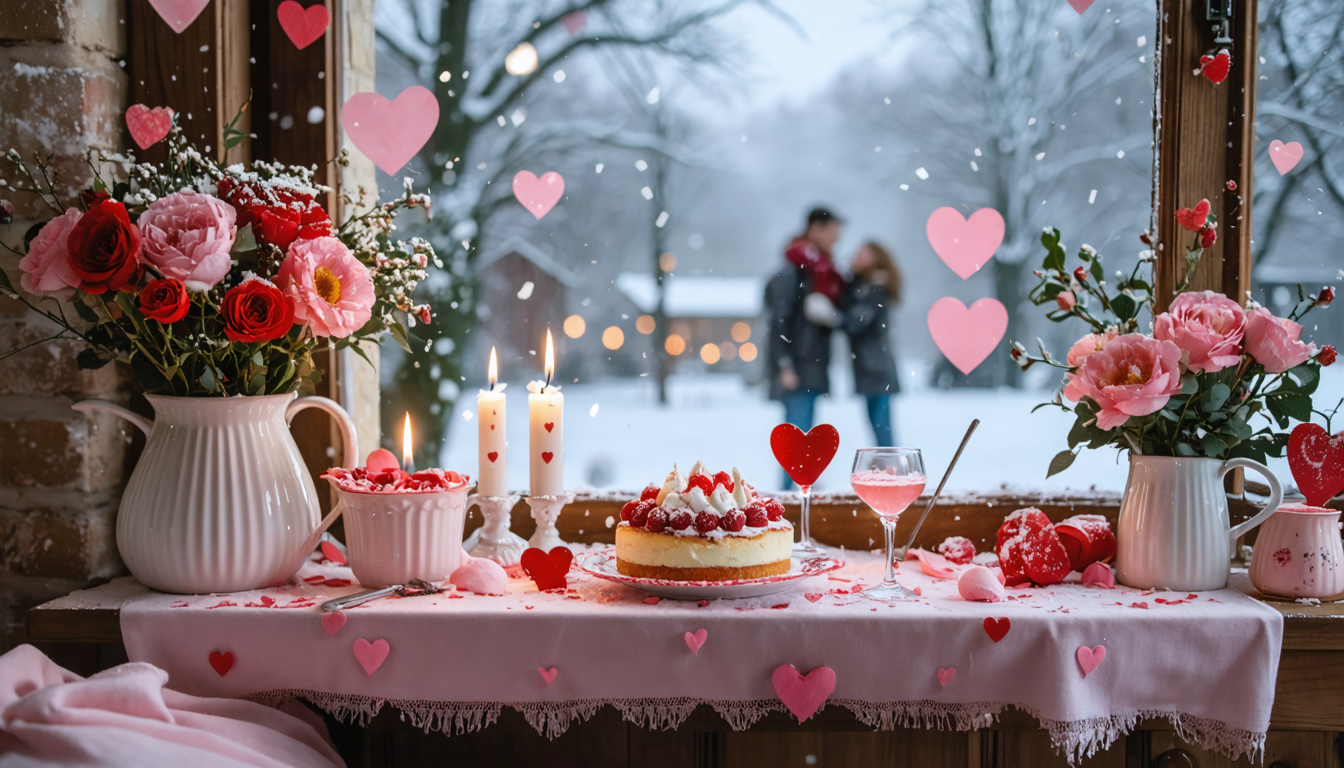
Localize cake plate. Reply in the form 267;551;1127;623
575;550;843;600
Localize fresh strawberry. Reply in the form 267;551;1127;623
712;471;734;492
694;511;720;533
645;508;668;533
744;505;768;528
937;536;976;565
640;484;660;501
687;474;714;496
722;510;746;532
620;499;640;523
764;498;785;522
631;500;655;528
669;510;694;531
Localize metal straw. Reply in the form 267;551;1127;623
897;419;979;558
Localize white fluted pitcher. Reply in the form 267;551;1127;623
73;393;357;594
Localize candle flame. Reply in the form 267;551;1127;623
488;346;498;389
544;329;555;386
402;412;413;469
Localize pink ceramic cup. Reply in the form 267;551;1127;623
331;483;470;589
1249;503;1344;600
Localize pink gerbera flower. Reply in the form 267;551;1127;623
275;237;374;338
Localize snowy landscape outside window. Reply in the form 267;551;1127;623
373;0;1165;494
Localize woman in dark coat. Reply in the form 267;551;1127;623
840;241;902;446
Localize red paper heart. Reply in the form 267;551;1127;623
125;105;174;150
541;451;554;465
770;423;839;487
1288;423;1344;507
1200;50;1230;84
487;451;499;463
319;540;347;565
544;422;555;433
983;617;1010;643
276;0;329;50
520;546;572;591
208;651;234;677
771;664;836;723
936;667;956;687
538;666;559;684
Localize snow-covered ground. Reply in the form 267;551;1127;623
436;362;1344;495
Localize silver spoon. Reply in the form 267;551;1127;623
896;419;979;560
321;579;440;611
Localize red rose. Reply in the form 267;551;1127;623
1200;226;1217;249
1073;266;1088;283
1320;346;1337;367
1318;287;1335;308
66;198;142;294
220;279;295;343
138;278;189;323
216;177;332;252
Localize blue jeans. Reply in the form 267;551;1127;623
780;392;819;489
865;394;894;447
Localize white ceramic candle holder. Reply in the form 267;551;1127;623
463;493;527;566
526;492;574;551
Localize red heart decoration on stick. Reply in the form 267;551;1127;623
487;451;499;463
126;105;174;150
276;0;329;50
1199;50;1231;84
1288;423;1344;507
520;546;572;591
983;617;1011;643
208;651;234;677
541;451;554;465
770;424;839;487
771;665;836;723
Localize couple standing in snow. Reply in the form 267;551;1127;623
764;207;902;486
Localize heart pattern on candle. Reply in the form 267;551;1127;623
125;105;175;150
352;638;390;676
487;452;499;463
685;629;708;654
321;611;346;637
1076;645;1106;677
936;667;956;687
208;651;234;677
538;666;559;685
544;422;555;433
541;452;554;464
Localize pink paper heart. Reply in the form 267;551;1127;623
342;86;440;175
319;540;347;565
538;666;559;685
276;0;329;50
1081;562;1115;589
1269;140;1304;176
146;0;211;33
321;610;346;637
125;105;174;150
513;171;565;220
927;297;1008;375
1076;645;1106;677
936;667;955;687
352;638;390;676
1066;0;1096;13
685;629;707;654
926;207;1004;280
771;664;836;723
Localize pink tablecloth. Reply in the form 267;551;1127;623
120;547;1282;764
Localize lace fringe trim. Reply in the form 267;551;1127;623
249;690;1266;763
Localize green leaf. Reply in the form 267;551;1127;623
0;267;12;293
76;348;111;370
72;298;99;323
1110;294;1136;322
389;323;413;353
1202;383;1230;412
1089;255;1105;283
1046;450;1077;478
1067;417;1092;449
252;350;265;366
1201;433;1228;458
1274;392;1313;422
1287;363;1317;389
1176;442;1199;457
1043;244;1066;273
1221;417;1253;441
1180;375;1199;396
200;367;220;393
1040;227;1060;251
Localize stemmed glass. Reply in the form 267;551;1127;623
851;448;926;601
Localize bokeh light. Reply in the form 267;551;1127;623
563;315;586;338
665;334;686;355
719;341;737;361
602;326;625;350
700;344;721;364
504;42;538;75
731;321;752;342
659;253;677;272
636;315;656;334
739;342;758;362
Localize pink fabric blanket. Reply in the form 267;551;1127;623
0;644;344;768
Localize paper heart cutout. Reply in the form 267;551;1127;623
1066;0;1096;13
1081;562;1115;589
319;540;347;565
208;650;233;677
125;105;174;150
1288;423;1344;507
685;629;708;654
538;666;559;684
487;451;499;463
342;86;440;175
1200;50;1230;85
352;638;390;676
771;664;836;723
365;448;400;473
983;617;1010;643
541;451;554;465
926;207;1004;280
321;610;346;636
513;171;565;220
146;0;211;33
1269;139;1304;176
770;423;839;488
927;297;1008;375
936;667;956;687
520;546;572;591
276;0;329;50
544;422;555;433
1076;645;1106;677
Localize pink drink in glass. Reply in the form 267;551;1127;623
850;472;926;520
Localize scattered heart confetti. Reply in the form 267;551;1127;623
685;629;707;654
208;650;234;677
125;105;174;150
342;86;440;175
925;207;1004;280
804;593;824;603
520;546;573;591
983;617;1011;643
146;0;211;33
320;540;347;565
1268;140;1304;176
1066;0;1096;12
1076;645;1106;677
512;171;565;220
1199;50;1231;85
352;638;390;676
1288;423;1344;507
770;423;840;487
927;297;1008;375
321;610;346;637
1130;602;1149;609
771;665;836;723
538;666;559;684
276;0;329;50
936;667;956;687
1081;562;1115;589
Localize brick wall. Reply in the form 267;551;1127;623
0;0;130;652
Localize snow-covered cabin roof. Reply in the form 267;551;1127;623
478;236;582;288
615;273;764;318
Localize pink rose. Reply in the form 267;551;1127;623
1069;333;1183;431
18;208;83;300
1062;328;1118;402
1244;308;1316;373
1056;290;1077;312
276;236;374;338
1153;290;1245;373
137;191;237;290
